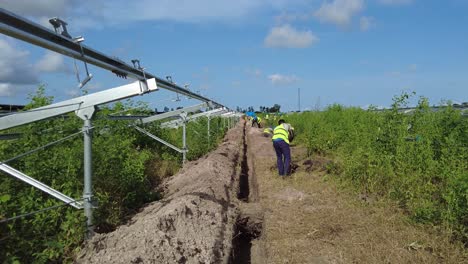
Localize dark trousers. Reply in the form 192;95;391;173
273;140;291;176
252;120;261;128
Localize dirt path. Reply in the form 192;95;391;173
245;125;466;264
76;121;466;263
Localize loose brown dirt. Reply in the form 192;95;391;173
76;121;467;263
76;122;245;264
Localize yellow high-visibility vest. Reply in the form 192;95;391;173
272;124;289;144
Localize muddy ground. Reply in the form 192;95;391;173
77;121;466;263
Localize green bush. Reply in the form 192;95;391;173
288;93;467;244
0;87;228;262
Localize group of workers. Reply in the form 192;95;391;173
246;113;295;177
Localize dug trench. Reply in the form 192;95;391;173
229;120;264;264
76;119;264;263
74;118;467;263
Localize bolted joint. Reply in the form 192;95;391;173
82;193;92;201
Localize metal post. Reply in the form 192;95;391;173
182;121;187;164
207;116;211;146
83;118;93;238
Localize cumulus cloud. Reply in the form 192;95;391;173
378;0;414;5
314;0;364;27
0;37;71;97
265;24;318;48
268;74;299;85
0;38;38;86
360;16;375;31
35;51;70;73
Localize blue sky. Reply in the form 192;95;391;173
1;0;467;112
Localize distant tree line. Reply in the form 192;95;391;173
236;104;281;113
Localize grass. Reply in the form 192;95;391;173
247;127;467;264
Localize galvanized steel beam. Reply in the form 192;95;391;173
0;79;158;131
0;8;223;107
0;163;83;209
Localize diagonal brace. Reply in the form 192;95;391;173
134;126;186;154
0;163;83;209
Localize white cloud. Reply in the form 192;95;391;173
360;16;375;31
268;74;299;85
2;0;69;17
35;51;69;73
0;37;72;97
0;83;15;96
2;0;308;30
314;0;364;27
378;0;414;5
275;11;311;24
265;24;318;48
0;38;38;85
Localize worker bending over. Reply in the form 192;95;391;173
272;119;294;176
252;116;262;128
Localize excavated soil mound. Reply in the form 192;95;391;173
76;124;243;264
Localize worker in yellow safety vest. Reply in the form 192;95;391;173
263;127;273;137
252;116;262;128
272;119;294;176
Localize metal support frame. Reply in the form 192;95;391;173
0;8;229;238
219;112;241;129
182;114;187;164
0;80;157;237
134;126;185;153
207;116;210;146
136;103;208;125
76;106;95;237
83;118;93;236
0;163;83;209
0;8;223;108
130;104;208;164
160;107;227;129
0;79;158;130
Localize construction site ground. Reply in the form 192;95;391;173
77;120;467;263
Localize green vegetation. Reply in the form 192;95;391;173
0;86;228;263
287;93;467;245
